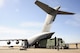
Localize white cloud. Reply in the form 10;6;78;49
0;22;43;39
0;26;26;35
65;14;80;27
0;26;40;39
20;22;43;27
0;0;5;8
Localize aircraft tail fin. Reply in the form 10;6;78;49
35;0;75;32
35;0;75;15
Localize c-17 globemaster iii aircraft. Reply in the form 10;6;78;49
0;0;74;50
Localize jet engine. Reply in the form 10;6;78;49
7;40;11;45
16;40;19;44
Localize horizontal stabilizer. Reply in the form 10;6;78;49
58;10;75;15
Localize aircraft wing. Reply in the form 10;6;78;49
0;39;26;41
0;39;28;45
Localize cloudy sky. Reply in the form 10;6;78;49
0;0;80;46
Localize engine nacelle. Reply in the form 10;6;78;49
7;41;11;45
16;40;19;44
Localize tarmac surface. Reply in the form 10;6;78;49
0;47;80;53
